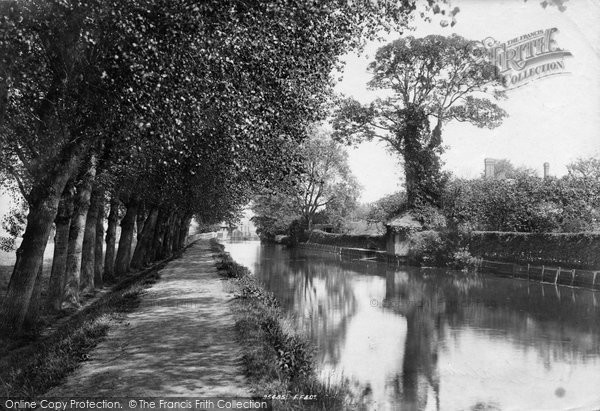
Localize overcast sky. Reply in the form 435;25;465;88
341;0;600;202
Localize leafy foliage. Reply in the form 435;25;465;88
333;34;507;208
0;0;430;232
1;0;451;335
442;159;600;232
252;129;361;239
0;199;27;252
407;229;479;270
567;157;600;182
364;191;408;224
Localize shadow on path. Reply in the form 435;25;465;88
46;241;249;397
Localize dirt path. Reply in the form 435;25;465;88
45;240;250;397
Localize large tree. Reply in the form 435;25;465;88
253;130;360;237
333;34;507;210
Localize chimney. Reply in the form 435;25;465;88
484;158;496;179
543;162;550;178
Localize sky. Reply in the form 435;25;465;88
340;0;600;202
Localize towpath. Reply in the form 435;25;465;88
45;240;250;398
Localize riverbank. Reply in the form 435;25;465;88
0;257;165;397
211;241;360;410
301;229;600;290
297;242;600;291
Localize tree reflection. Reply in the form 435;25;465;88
384;270;445;410
381;265;600;410
254;246;358;365
235;243;600;411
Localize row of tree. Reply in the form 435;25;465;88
0;0;437;337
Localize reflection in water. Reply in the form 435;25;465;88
225;241;600;411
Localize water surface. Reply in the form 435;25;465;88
225;241;600;411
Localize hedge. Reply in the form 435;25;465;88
306;230;386;250
468;232;600;269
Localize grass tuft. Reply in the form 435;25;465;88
211;240;355;410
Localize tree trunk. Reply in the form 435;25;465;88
103;196;119;283
80;188;102;294
399;106;446;209
136;202;146;241
160;212;175;259
172;216;181;253
176;214;189;250
143;209;161;266
0;149;85;334
149;208;168;262
62;157;97;310
166;214;179;256
46;187;75;311
22;261;44;330
114;198;138;276
177;215;192;250
94;195;105;288
0;195;55;335
130;207;159;269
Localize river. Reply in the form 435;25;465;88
224;241;600;411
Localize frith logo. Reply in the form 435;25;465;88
478;28;572;89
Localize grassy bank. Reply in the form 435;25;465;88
0;259;167;398
211;241;362;411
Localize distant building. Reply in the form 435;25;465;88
216;208;259;240
483;158;550;179
484;158;496;179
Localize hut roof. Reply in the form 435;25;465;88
385;212;422;229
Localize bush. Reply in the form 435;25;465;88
448;247;481;271
261;317;313;380
442;174;600;232
407;229;480;270
412;203;447;229
287;219;308;245
215;259;250;278
407;230;445;266
236;276;280;309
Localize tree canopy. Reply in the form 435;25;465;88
333;34;507;210
252;129;360;240
0;0;440;335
